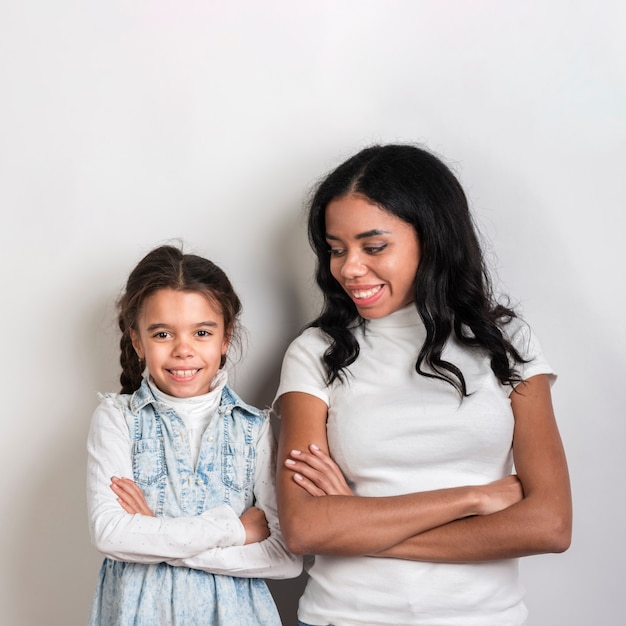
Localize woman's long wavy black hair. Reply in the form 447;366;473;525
308;144;525;396
117;245;241;394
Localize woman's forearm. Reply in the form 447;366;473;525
279;484;488;556
373;493;571;562
280;451;522;556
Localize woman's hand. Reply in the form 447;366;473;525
110;476;155;516
475;475;524;516
239;506;270;544
285;444;354;497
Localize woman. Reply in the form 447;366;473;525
274;144;571;626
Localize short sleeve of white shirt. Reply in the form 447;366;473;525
273;327;333;409
506;317;556;390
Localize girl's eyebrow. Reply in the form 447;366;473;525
326;229;391;240
146;321;219;332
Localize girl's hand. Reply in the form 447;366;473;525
285;444;354;497
240;506;270;544
475;475;524;516
110;476;155;516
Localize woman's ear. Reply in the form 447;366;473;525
130;328;144;360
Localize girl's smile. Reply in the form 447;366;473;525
325;193;421;319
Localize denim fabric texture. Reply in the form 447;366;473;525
89;379;281;625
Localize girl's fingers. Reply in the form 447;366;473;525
111;478;142;504
116;498;135;514
110;477;155;516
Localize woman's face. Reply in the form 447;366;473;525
325;193;421;319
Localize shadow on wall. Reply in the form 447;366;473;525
267;570;309;626
246;206;319;625
244;334;309;626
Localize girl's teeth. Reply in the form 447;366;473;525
353;286;382;299
170;369;198;378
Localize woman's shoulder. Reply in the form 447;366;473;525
275;326;333;405
499;316;555;381
285;325;332;355
499;315;538;355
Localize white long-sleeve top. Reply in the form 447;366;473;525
87;372;301;580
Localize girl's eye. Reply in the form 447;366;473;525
196;330;212;338
154;331;170;339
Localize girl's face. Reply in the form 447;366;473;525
325;193;421;320
130;288;229;398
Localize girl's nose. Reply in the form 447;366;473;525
173;339;193;357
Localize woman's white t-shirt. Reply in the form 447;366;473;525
274;304;555;626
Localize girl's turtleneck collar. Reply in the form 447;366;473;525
147;369;228;412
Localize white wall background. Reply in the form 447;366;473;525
1;1;624;624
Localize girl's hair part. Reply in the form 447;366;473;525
117;244;242;394
307;143;526;395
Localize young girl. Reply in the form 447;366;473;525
87;245;301;625
275;144;571;625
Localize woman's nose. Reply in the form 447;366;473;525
340;250;367;278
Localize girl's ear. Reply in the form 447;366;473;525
221;324;232;355
219;325;232;370
130;328;145;360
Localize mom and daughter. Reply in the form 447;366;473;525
87;144;571;625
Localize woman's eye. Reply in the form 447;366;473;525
328;248;345;257
365;245;387;254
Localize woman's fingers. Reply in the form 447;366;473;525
284;445;353;496
292;471;329;497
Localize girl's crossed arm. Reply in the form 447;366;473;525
111;478;270;546
88;397;247;564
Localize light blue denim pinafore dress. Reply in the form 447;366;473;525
89;380;281;626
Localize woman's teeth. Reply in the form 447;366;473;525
352;286;382;299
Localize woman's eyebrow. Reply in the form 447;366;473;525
325;229;391;240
